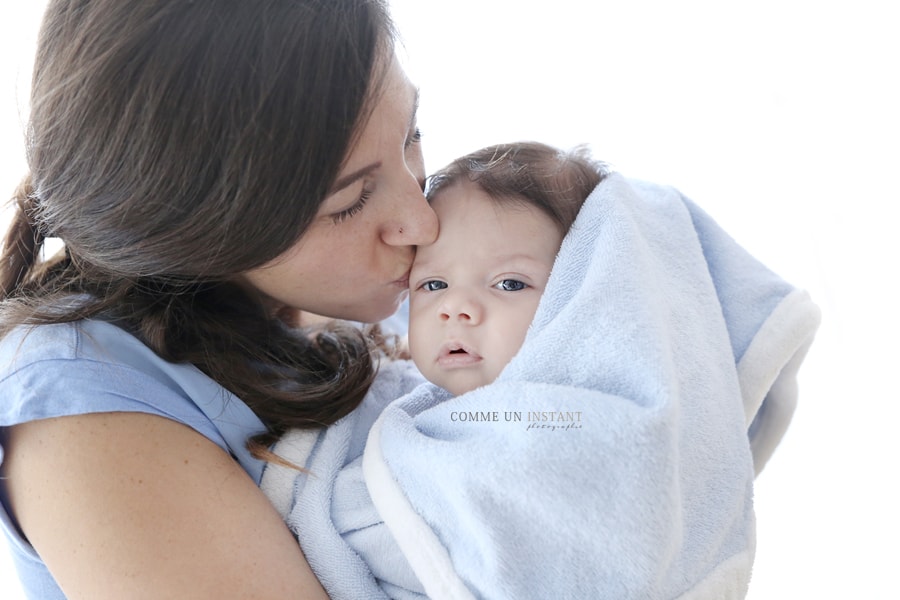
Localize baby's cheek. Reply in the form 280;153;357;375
406;322;427;371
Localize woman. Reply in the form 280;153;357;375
0;0;436;597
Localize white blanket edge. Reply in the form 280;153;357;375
363;409;475;600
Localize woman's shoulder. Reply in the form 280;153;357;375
0;319;267;483
1;319;199;390
0;319;143;371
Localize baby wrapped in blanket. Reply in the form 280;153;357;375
261;142;821;599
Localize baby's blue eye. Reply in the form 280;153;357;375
421;280;447;292
496;279;527;292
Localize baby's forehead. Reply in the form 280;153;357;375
428;180;479;208
430;182;531;219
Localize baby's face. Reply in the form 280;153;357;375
408;181;563;395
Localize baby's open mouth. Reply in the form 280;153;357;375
438;341;482;365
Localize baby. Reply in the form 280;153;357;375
408;141;608;395
263;140;811;599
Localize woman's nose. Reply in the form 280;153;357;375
382;183;438;247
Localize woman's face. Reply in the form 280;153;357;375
243;55;438;323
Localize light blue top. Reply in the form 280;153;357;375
0;319;268;599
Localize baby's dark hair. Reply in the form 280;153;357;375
426;141;610;235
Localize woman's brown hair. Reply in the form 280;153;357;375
1;0;397;450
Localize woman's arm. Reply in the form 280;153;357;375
3;412;329;599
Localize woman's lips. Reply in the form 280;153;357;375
393;268;411;288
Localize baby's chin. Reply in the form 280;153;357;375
441;376;493;397
413;356;497;396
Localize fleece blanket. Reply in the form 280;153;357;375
261;173;820;599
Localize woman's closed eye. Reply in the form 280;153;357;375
405;127;422;150
330;189;372;224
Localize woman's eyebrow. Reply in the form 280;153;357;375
408;87;420;130
328;88;418;196
329;162;382;195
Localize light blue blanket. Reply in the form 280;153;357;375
261;173;820;599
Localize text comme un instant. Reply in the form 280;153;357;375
449;411;583;423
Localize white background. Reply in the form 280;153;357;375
2;1;898;597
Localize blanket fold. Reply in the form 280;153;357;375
262;173;820;599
